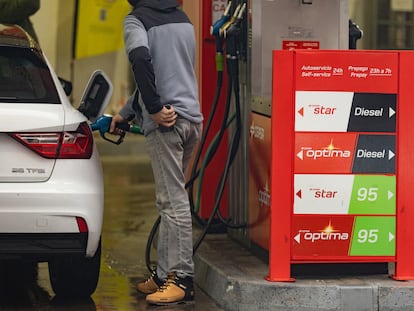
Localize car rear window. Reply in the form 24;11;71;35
0;47;60;103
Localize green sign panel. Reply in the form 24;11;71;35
349;216;395;256
348;175;395;214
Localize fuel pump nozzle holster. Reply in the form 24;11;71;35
210;1;232;36
221;3;246;39
219;3;241;38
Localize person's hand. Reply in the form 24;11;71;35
109;114;128;135
150;105;177;128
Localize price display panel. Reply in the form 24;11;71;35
292;51;397;261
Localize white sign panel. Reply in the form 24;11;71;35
294;174;354;214
295;91;354;132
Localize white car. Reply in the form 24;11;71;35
0;24;112;298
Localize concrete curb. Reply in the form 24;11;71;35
194;235;414;311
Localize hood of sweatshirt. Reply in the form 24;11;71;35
130;0;179;11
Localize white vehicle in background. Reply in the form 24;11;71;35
0;24;112;298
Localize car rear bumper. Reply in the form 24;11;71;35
0;147;104;258
0;232;88;261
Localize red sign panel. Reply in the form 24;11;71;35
293;215;354;258
269;49;414;281
283;40;320;50
249;113;272;250
295;132;357;173
295;51;399;93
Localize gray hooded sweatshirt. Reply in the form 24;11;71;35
120;0;203;135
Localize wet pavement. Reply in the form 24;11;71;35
2;136;414;310
0;136;225;311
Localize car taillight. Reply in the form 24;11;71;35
76;217;88;233
10;122;93;159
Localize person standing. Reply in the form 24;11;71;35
0;0;40;41
110;0;203;306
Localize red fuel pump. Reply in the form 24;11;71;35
194;0;230;221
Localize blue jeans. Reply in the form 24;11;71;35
145;118;202;280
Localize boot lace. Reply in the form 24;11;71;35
157;273;177;293
143;269;156;283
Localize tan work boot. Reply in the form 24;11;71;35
136;270;163;294
146;273;195;305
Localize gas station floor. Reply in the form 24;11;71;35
194;233;414;311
